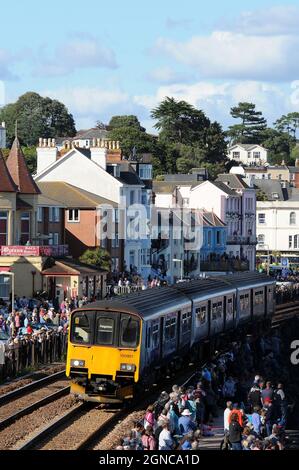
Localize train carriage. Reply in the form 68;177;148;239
66;272;276;404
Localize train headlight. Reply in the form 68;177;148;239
71;359;85;367
120;363;136;372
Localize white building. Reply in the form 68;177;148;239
0;122;6;148
56;128;109;151
228;144;268;166
256;189;299;261
34;139;152;278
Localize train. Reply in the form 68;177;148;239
66;272;275;403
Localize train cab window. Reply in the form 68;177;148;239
120;316;139;348
71;312;92;344
96;317;114;345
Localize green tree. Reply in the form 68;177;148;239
274;112;299;140
79;247;111;271
0;92;76;147
261;128;295;164
228;102;267;144
108;115;157;158
151;97;227;174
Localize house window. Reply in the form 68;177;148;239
216;230;221;245
129;250;135;267
258;213;266;224
232;152;240;159
53;207;60;222
258;234;265;245
295;235;299;249
130;190;135;205
53;233;59;245
207;231;212;246
289;236;293;249
139;165;152;180
111;257;119;271
253;152;260;159
37;207;43;223
112;232;119;248
49;232;53;245
0;275;10;299
68;209;80;222
20;212;30;245
0;211;8;246
290;212;296;225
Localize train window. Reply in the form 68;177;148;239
170;317;177;339
244;294;249;308
71;312;92;344
217;302;222;318
96;317;114;345
152;324;159;348
182;312;191;333
165;318;171;341
120;316;139;348
212;303;217;320
240;295;244;310
227;298;233;315
200;306;206;324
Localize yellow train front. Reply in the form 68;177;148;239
66;303;142;403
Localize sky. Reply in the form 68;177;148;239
1;0;299;133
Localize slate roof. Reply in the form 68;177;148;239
0;149;18;192
253;179;286;201
216;173;250;190
6;137;40;194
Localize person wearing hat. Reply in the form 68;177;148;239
178;408;197;436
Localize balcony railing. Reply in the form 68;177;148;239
227;236;257;246
0;245;69;257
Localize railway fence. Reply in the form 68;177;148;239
0;330;67;383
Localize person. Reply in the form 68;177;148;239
263;398;274;436
158;422;174;450
178;409;197;436
251;406;262;436
228;413;243;450
228;403;244;427
248;382;262;411
144;405;155;429
141;426;156;450
261;381;273;405
224;401;233;434
273;383;287;425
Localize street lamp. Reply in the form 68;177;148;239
0;271;15;311
258;244;270;276
173;258;183;281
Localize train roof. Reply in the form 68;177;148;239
83;286;190;319
75;273;274;320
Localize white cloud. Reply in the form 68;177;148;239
155;31;299;81
35;36;117;77
0;48;19;81
134;80;293;128
42;86;129;116
219;5;299;36
146;66;191;84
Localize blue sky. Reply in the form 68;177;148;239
1;0;299;132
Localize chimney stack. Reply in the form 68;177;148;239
36;136;58;174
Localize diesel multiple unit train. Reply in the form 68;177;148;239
66;273;275;403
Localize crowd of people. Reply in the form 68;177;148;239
115;330;292;451
0;295;91;381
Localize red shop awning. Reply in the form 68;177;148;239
0;267;11;272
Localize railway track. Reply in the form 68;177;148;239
16;404;124;450
272;301;299;325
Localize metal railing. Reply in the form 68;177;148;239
106;284;143;296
